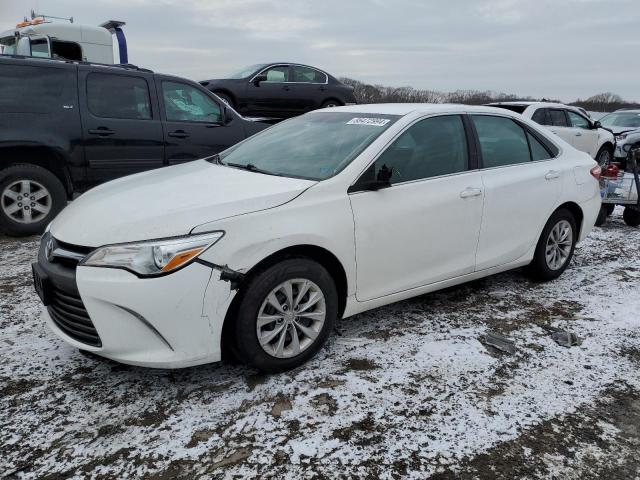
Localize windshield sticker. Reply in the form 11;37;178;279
346;117;390;126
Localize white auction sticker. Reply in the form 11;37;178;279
346;117;390;126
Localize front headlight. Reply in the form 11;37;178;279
80;232;224;277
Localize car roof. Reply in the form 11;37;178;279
319;103;520;116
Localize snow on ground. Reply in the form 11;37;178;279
1;209;639;479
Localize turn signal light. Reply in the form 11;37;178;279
590;165;601;180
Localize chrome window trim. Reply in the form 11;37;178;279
249;63;329;85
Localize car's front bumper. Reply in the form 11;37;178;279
36;238;236;368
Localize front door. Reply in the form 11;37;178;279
471;114;562;270
349;114;484;301
245;65;295;117
566;110;599;157
79;68;164;184
159;79;245;165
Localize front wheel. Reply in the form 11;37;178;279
233;258;338;373
526;209;577;281
623;207;640;227
0;164;67;236
596;145;613;166
321;100;342;108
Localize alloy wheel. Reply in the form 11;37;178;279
256;278;326;359
1;180;52;224
545;219;573;270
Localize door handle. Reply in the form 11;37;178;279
168;130;190;138
319;86;327;91
282;85;291;91
88;127;115;136
460;187;482;198
575;132;582;136
545;170;560;180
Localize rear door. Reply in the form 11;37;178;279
78;67;164;183
546;108;577;147
158;78;244;165
245;64;296;117
472;114;562;270
289;65;329;113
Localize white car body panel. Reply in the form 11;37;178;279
41;104;602;368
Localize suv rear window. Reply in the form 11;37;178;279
87;73;152;120
0;64;76;114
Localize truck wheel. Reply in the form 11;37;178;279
623;207;640;227
0;164;67;236
595;206;608;227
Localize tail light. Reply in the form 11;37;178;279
590;165;601;180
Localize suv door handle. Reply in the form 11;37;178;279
282;85;291;91
168;130;190;138
460;187;482;198
319;85;327;91
88;127;115;136
545;170;560;180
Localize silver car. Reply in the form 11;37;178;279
599;109;640;163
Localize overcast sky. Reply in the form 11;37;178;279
1;0;639;102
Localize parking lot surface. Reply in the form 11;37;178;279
1;210;639;479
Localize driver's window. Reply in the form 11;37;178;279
162;81;221;123
567;111;590;130
262;66;289;82
372;115;468;184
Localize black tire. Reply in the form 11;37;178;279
623;207;640;227
596;145;613;166
526;208;578;281
595;206;608;227
605;204;615;216
321;99;342;108
233;258;338;373
0;164;67;236
214;92;235;109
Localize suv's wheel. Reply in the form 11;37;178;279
233;258;338;373
596;145;613;166
0;164;67;236
527;208;577;281
623;207;640;227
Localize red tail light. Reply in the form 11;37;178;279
590;165;601;180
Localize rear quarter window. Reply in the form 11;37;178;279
0;64;76;114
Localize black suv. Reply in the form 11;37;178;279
0;56;269;236
200;63;357;119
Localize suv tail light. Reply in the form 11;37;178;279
590;165;601;180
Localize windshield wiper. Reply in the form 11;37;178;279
224;162;284;177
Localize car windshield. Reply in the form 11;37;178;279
600;112;640;129
226;64;268;79
217;112;400;180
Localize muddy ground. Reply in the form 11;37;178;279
1;209;639;479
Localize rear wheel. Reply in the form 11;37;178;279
527;209;577;281
0;164;67;236
233;258;338;373
321;100;342;108
214;92;234;109
623;207;640;227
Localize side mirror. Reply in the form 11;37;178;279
253;74;267;86
223;106;233;124
592;120;602;129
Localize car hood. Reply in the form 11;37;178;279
50;160;315;247
610;126;640;136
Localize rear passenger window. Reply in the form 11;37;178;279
527;132;552;161
472;115;531;168
374;115;468;184
549;109;568;127
531;108;550;125
87;73;152;120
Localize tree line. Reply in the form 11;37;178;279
340;78;639;112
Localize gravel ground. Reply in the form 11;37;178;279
1;209;639;479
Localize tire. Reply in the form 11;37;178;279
0;164;67;236
623;207;640;227
526;208;578;281
595;206;608;227
596;145;613;166
232;258;338;373
605;204;615;216
321;99;342;108
214;92;234;109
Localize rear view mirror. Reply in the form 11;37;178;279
253;74;267;86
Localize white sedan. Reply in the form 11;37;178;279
489;102;615;165
33;104;602;372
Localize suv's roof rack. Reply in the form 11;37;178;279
0;54;154;73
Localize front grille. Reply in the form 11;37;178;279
48;287;102;347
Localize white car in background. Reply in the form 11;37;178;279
489;102;615;165
33;104;601;373
599;109;640;163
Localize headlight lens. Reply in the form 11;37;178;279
80;232;224;277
